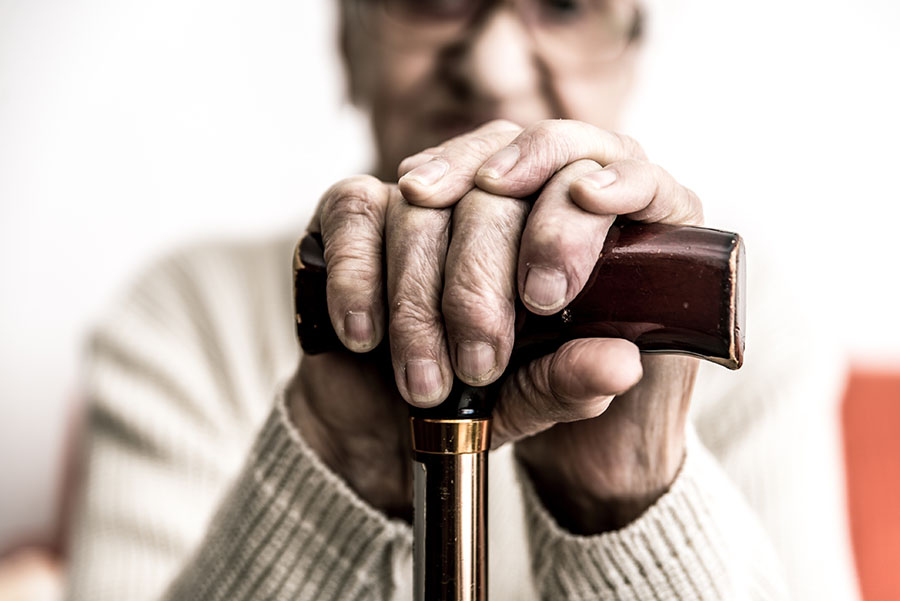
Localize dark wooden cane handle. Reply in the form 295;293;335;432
293;220;745;371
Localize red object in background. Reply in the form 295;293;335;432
843;368;900;601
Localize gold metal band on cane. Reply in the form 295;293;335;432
410;418;491;455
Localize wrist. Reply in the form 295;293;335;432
517;434;686;534
287;362;413;520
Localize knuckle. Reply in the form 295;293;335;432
325;250;380;288
546;355;598;420
328;174;382;198
529;359;575;420
321;211;384;270
442;281;509;337
495;368;546;440
452;199;523;262
526;119;570;163
491;410;529;445
628;162;669;221
527;120;557;147
324;196;383;231
528;212;568;247
637;163;704;225
387;206;449;283
457;188;527;222
497;349;617;441
525;219;585;270
322;176;385;224
455;188;493;213
391;204;450;242
454;193;509;235
616;132;647;160
389;297;442;343
456;132;506;160
458;199;530;265
684;187;705;224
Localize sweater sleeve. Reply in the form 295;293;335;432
65;240;410;601
161;393;411;601
517;253;859;601
518;430;790;601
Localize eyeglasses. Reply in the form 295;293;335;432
350;0;643;67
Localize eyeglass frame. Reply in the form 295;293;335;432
344;0;646;67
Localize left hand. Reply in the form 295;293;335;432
398;119;704;534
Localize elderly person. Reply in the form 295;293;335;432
65;1;859;600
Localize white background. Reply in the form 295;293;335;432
1;0;898;550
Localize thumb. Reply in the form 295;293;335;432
492;338;643;447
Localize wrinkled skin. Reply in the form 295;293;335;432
290;5;702;532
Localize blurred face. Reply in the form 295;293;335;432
340;0;643;180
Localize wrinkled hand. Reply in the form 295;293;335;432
290;119;703;532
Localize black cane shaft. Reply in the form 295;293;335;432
410;412;491;601
413;448;488;601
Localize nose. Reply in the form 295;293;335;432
444;8;543;106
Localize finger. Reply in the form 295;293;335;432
397;119;522;207
517;159;615;315
569;159;704;226
491;338;643;446
396;145;446;176
318;175;391;352
442;189;529;385
474;119;647;198
385;197;453;407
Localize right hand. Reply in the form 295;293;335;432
288;120;672;519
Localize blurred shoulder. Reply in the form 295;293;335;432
92;233;298;341
84;232;302;422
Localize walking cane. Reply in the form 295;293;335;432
294;221;745;601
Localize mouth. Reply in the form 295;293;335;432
425;109;499;140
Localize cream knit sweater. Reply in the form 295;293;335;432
65;234;860;601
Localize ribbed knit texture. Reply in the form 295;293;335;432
65;235;860;601
519;431;789;601
162;396;410;600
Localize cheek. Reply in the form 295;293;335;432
393;56;433;96
550;59;637;129
371;49;435;106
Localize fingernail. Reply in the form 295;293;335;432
523;267;568;311
401;158;448;187
580;169;617;190
478;145;520;180
406;359;443;403
457;341;496;382
344;311;373;349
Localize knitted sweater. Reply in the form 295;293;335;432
65;234;860;601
